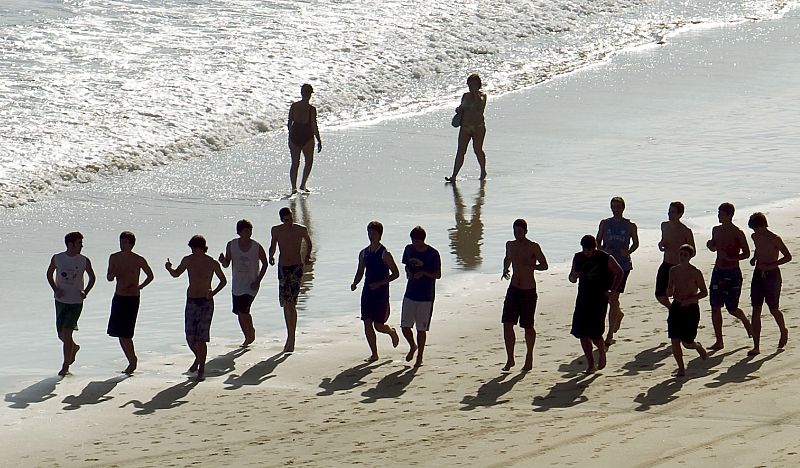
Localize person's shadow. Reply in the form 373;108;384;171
62;375;129;410
360;366;418;403
531;373;599;412
705;349;782;388
120;379;199;415
460;371;527;411
204;347;250;378
5;377;61;409
317;361;389;396
620;343;672;376
448;180;485;270
224;352;291;390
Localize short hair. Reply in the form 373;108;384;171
120;231;136;246
669;201;685;215
748;212;768;229
513;218;528;233
301;83;313;98
279;207;292;220
236;219;253;234
188;235;208;252
467;74;482;89
580;234;597;249
410;226;426;241
718;202;735;217
367;221;384;237
64;231;83;247
610;196;625;209
679;244;696;256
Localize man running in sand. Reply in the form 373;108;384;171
269;207;312;352
219;219;268;348
666;244;709;377
596;196;638;347
106;231;154;375
747;212;792;355
501;219;548;372
656;201;695;309
166;235;227;382
352;221;400;362
706;202;752;350
569;235;623;374
47;231;96;377
401;226;441;368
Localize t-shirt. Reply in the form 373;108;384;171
229;239;262;296
402;244;441;302
573;250;612;297
54;252;87;304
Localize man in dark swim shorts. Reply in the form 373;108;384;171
666;245;709;376
655;201;695;309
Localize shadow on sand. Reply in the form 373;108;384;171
361;366;418;403
317;360;389;396
224;352;291;390
705;349;782;388
121;379;199;415
460;371;527;411
204;347;250;378
62;375;129;410
620;343;672;376
5;377;61;409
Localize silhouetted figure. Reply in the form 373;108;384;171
288;83;322;193
446;74;487;181
656;201;695;309
666;244;709;376
400;226;441;367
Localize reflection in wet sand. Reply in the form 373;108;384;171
291;195;316;308
448;181;485;270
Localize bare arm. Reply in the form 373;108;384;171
106;255;116;282
607;256;624;292
165;257;186;278
533;244;548;271
218;242;231;268
596;220;606;247
502;241;511;279
628;222;639;255
351;251;366;291
302;227;313;263
775;236;793;266
706;227;717;251
383;252;400;285
46;256;62;297
287;102;294;131
254;245;269;287
83;258;96;297
695;271;708;301
211;261;227;297
139;258;155;290
268;229;278;265
736;229;750;261
568;257;579;284
312;106;322;152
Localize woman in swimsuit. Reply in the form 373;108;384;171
446;74;487;182
288;83;322;193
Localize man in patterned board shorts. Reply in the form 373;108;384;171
166;235;227;382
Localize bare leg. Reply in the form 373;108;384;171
592;337;607;370
580;337;595;373
402;327;417;362
770;306;788;348
289;143;302;192
415;330;426;367
195;341;207;382
283;303;297;352
58;328;76;376
299;142;315;190
471;126;487;180
363;320;379;361
750;305;762;355
656;296;671;310
238;312;255;347
710;306;724;350
188;340;199;373
502;323;515;371
522;328;536;371
446;130;472;181
373;323;399;348
685;341;708;360
671;338;685;376
606;292;621;346
119;337;137;374
729;308;752;337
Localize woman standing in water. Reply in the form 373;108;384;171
288;84;322;193
446;74;487;182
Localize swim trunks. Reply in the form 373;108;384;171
751;267;781;308
501;286;537;329
185;298;214;343
232;294;255;314
667;301;700;343
107;294;141;338
709;266;742;311
654;262;675;297
401;297;433;331
278;264;303;307
55;300;83;331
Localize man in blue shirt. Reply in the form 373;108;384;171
401;226;441;367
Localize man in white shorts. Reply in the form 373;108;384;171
401;226;441;367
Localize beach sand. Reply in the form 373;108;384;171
4;13;800;468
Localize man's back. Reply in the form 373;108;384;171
110;251;145;296
184;253;217;298
752;229;782;270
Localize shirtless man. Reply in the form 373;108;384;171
596;196;639;346
107;231;154;375
269;207;312;352
747;212;792;355
706;202;752;350
666;244;709;377
656;201;695;309
47;231;96;377
166;235;227;381
501;219;548;371
288;83;322;193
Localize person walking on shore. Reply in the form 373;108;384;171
47;231;96;377
219;219;268;348
400;226;441;368
501;219;548;371
106;231;154;375
656;201;695;309
288;83;322;193
666;244;709;377
569;235;623;374
269;207;312;352
596;196;638;347
166;235;227;382
747;212;792;355
351;221;400;362
706;202;752;350
446;74;487;182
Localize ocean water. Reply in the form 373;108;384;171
2;1;800;399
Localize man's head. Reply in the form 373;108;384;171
301;83;313;99
718;202;735;223
678;243;695;264
410;226;426;248
610;196;625;217
513;218;527;240
188;235;208;253
119;231;136;251
580;234;597;255
367;221;383;242
466;74;482;90
237;219;253;237
279;207;293;224
64;231;84;253
668;201;685;221
748;212;768;230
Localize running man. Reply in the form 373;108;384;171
106;231;154;375
747;212;792;355
269;207;312;352
166;235;227;381
656;201;695;309
401;226;441;368
501;219;548;371
351;221;400;362
596;196;638;347
219;219;269;348
47;231;96;377
666;244;709;377
569;235;623;374
706;202;752;350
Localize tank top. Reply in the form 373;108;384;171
363;244;389;288
229;239;261;296
601;217;633;271
54;252;87;304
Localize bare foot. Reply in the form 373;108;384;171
697;344;708;360
123;360;137;375
365;355;379;363
283;341;295;353
779;329;788;349
413;359;423;368
479;171;487;180
58;366;69;377
747;348;760;356
604;337;615;348
390;329;399;348
291;188;297;194
405;345;417;362
584;365;596;375
188;361;199;373
674;368;686;377
502;359;515;372
69;344;80;365
444;176;456;183
241;337;255;348
195;371;205;382
522;355;533;371
613;311;625;333
299;185;308;192
709;341;724;351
